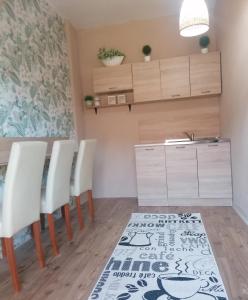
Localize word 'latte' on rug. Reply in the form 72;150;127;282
88;213;229;300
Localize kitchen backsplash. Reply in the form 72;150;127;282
0;0;74;251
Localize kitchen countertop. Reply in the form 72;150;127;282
134;138;231;148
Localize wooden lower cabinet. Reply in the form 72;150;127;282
135;142;232;206
197;143;232;198
135;146;167;206
166;145;198;198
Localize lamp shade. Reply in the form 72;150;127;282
180;0;209;37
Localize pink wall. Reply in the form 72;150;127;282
76;15;220;198
216;0;248;223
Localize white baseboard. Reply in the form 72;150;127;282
138;198;232;207
233;204;248;225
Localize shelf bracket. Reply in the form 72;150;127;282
94;107;98;114
128;104;132;112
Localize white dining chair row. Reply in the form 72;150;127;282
0;139;96;292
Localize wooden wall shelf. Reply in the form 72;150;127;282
89;103;132;114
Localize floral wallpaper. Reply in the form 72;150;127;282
0;0;74;251
0;0;73;137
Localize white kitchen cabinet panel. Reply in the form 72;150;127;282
197;143;232;198
166;145;198;198
135;146;167;205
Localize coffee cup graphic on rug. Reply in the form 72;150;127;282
158;274;202;298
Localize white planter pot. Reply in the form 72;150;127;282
201;48;209;54
101;56;125;67
144;55;151;62
85;101;93;107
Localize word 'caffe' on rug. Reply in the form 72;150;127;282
89;213;228;300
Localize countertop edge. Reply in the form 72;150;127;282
134;139;231;148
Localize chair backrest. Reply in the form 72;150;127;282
2;142;47;237
44;140;75;213
73;139;96;196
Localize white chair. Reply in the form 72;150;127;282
0;142;47;292
40;140;75;256
71;139;96;229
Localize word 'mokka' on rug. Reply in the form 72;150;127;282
89;213;229;300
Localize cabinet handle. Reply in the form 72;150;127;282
207;144;219;147
145;148;154;151
201;90;211;94
109;87;117;90
176;146;186;149
171;94;181;98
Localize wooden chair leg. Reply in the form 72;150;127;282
32;221;45;268
4;237;21;292
76;195;84;230
64;204;73;241
47;214;59;256
87;190;95;222
1;238;7;257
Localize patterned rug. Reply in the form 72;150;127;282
88;213;229;300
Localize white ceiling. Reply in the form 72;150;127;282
48;0;216;29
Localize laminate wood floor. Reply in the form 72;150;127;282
0;199;247;300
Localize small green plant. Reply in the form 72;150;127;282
98;48;125;60
142;45;152;56
84;95;94;102
199;36;210;48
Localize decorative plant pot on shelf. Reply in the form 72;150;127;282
84;95;94;108
201;48;209;54
199;35;210;55
144;55;151;62
85;101;93;107
98;48;125;67
101;56;125;67
142;45;152;63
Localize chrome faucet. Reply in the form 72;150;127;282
183;131;195;141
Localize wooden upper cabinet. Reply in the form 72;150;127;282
93;64;133;94
190;52;221;97
160;56;190;100
132;61;161;103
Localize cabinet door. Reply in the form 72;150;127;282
160;56;190;100
93;64;133;94
132;61;161;103
135;146;167;204
190;52;221;97
166;145;198;198
197;143;232;198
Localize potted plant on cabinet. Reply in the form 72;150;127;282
142;45;152;62
199;36;210;54
84;95;94;107
98;48;125;67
